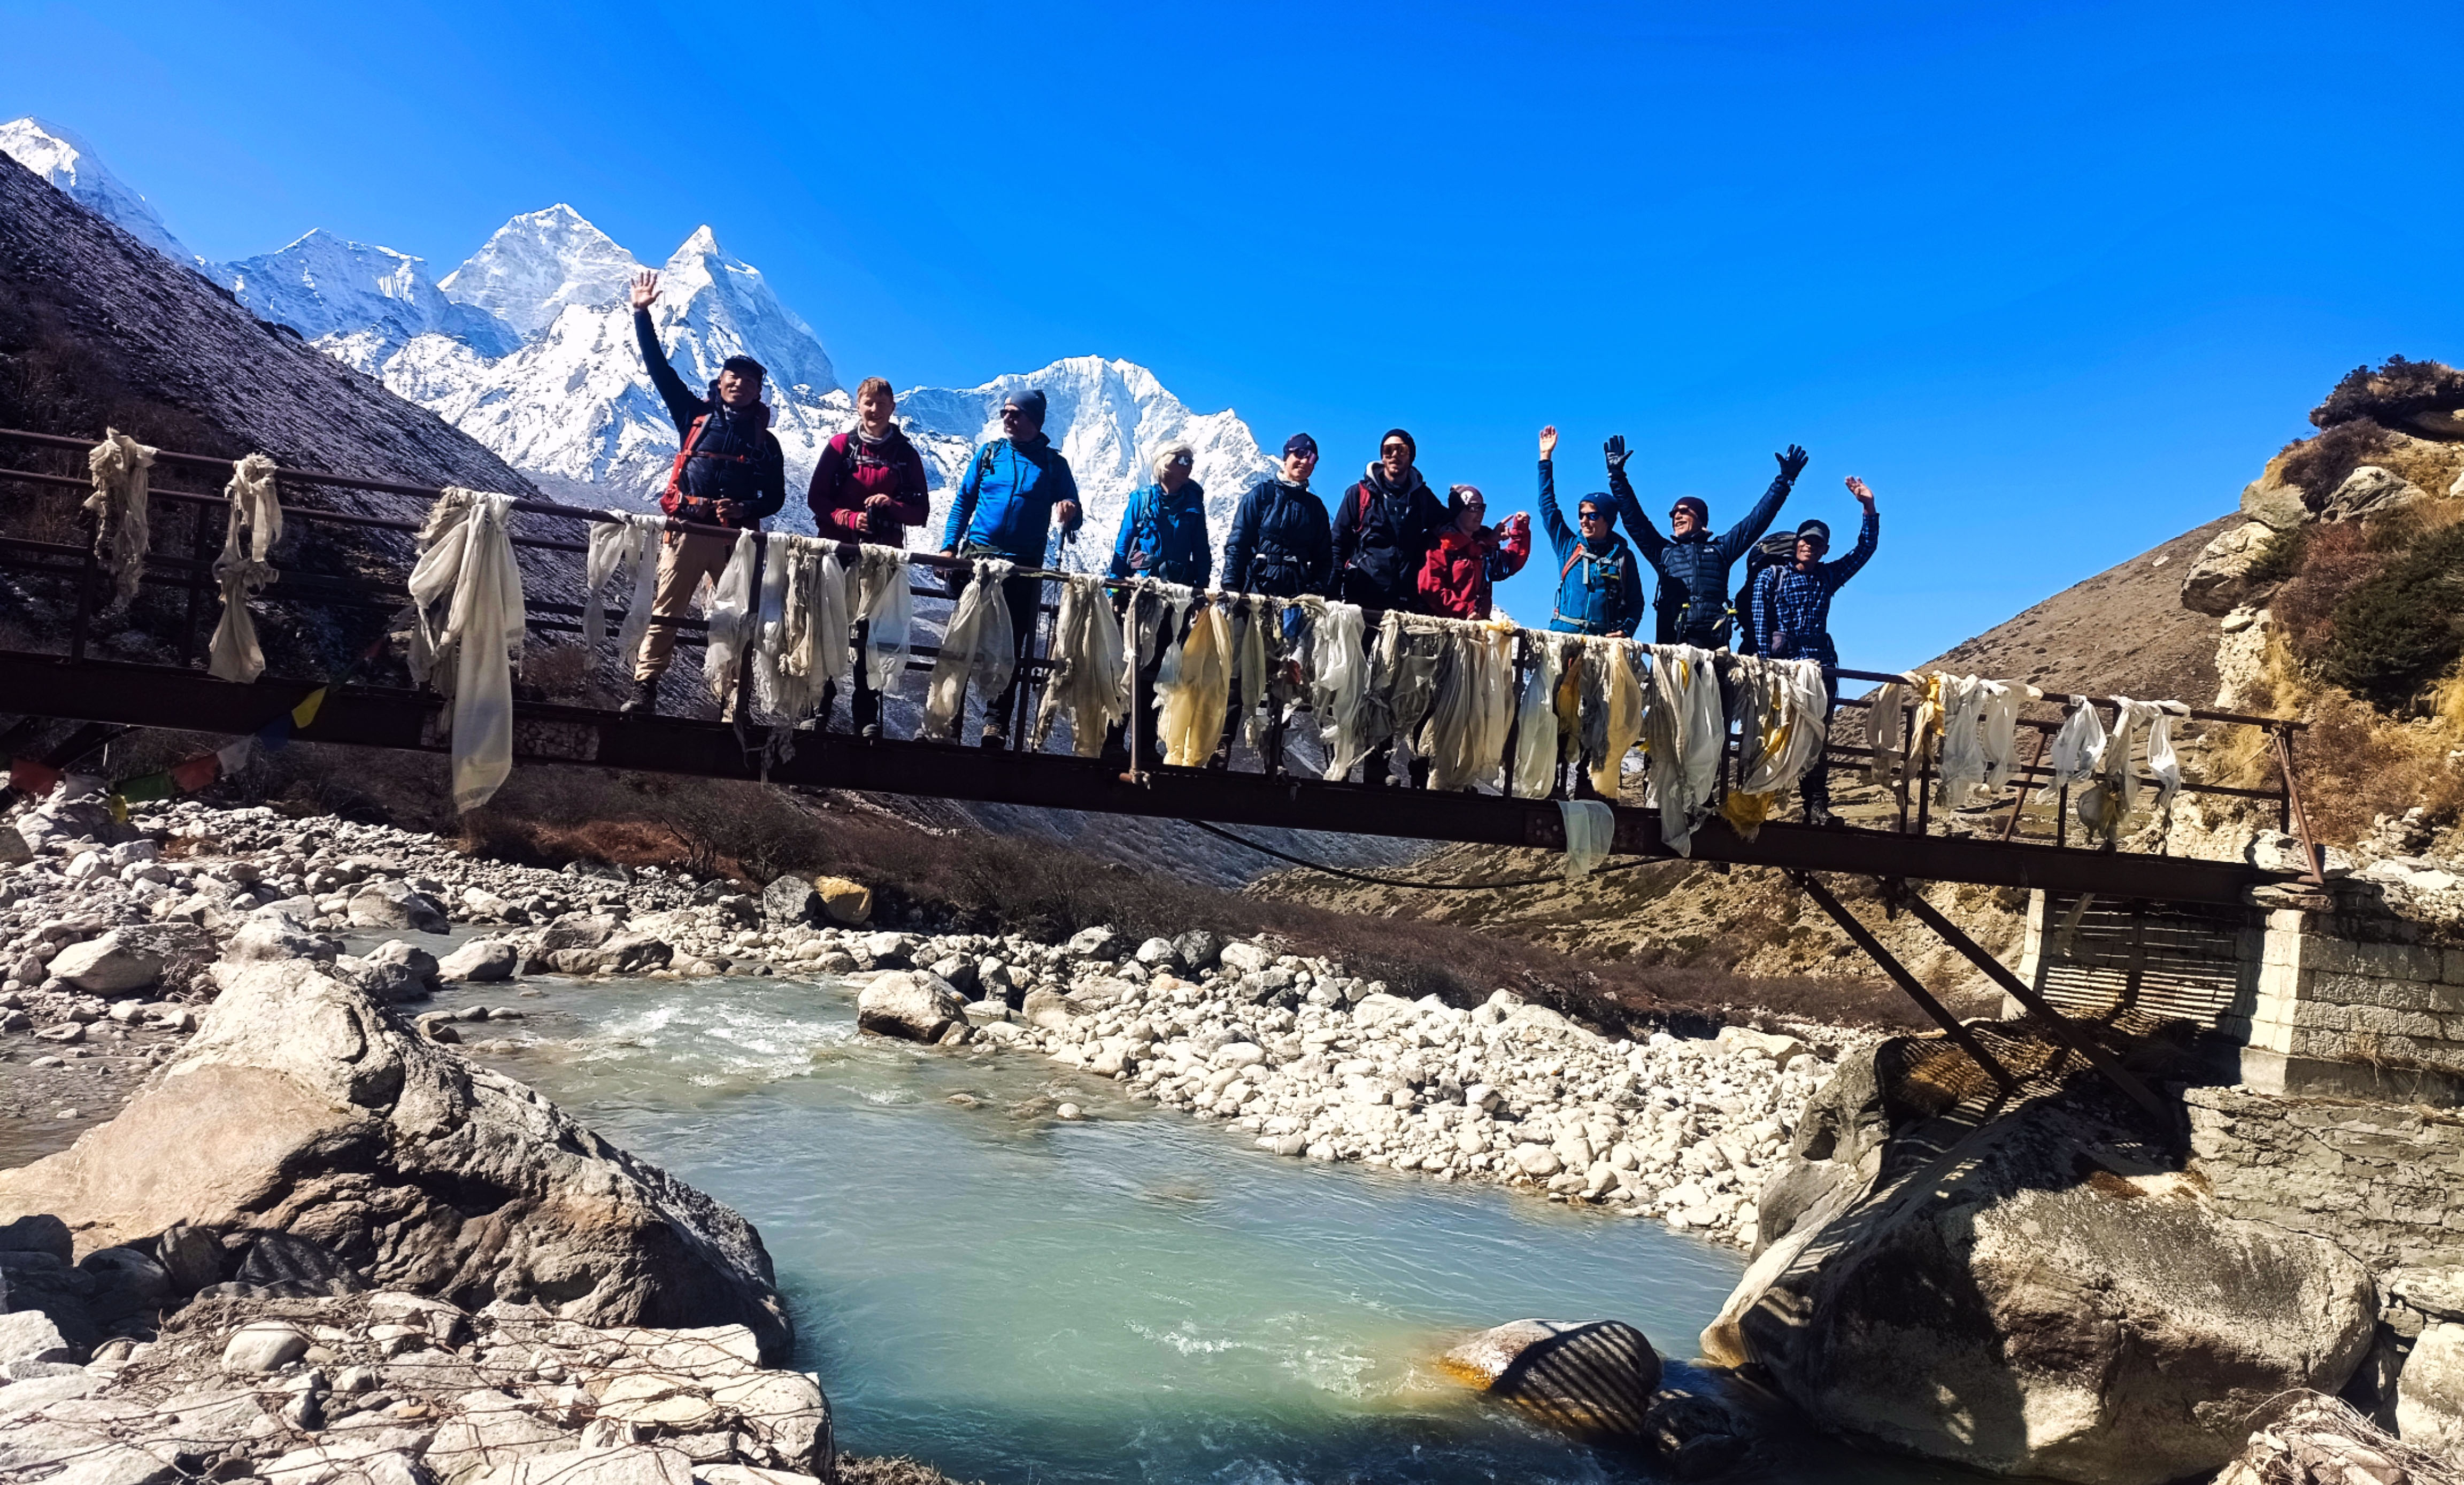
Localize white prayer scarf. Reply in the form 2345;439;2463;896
207;453;282;683
923;557;1019;738
406;488;525;813
84;429;155;612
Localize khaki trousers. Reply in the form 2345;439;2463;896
633;530;737;681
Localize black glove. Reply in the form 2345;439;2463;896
1604;435;1633;473
1775;444;1810;484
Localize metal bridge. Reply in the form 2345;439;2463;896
0;427;2327;1118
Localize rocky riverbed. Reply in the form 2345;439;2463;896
1;788;1851;1252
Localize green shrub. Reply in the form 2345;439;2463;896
2317;521;2464;707
2243;524;2309;586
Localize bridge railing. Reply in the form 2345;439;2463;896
0;425;2317;871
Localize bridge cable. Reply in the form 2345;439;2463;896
1182;819;1656;893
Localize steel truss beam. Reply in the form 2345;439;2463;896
0;653;2280;907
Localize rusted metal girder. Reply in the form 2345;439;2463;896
1788;871;2019;1093
1886;881;2173;1123
0;654;2288;907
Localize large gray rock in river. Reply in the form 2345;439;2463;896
0;958;792;1362
856;972;966;1042
1703;1038;2377;1485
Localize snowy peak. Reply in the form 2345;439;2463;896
438;204;644;339
218;229;518;370
646;226;837;396
893;355;1277;571
0;115;194;264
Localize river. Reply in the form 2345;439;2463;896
435;971;1958;1485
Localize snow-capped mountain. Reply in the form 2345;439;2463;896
2;118;1279;570
218;230;520;369
0;117;194;264
438;205;643;339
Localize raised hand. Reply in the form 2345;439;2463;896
1846;475;1875;507
1539;426;1559;460
629;270;659;312
1604;434;1633;473
1775;444;1810;484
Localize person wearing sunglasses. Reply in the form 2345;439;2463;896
937;387;1082;746
1605;434;1808;649
1415;484;1529;620
1333;428;1447;613
1752;475;1881;827
1535;425;1643;640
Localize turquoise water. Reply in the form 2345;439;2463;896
438;974;1953;1485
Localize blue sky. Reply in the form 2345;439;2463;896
6;0;2460;671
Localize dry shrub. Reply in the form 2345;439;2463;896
2314;519;2464;707
2277;419;2393;507
2309;354;2464;430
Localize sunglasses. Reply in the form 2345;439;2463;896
1578;508;1608;521
1381;444;1410;457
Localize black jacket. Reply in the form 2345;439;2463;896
1223;476;1333;597
636;308;787;526
1610;464;1791;646
1332;463;1446;609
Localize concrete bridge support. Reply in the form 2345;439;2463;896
2015;882;2464;1107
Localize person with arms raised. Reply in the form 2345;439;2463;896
1752;475;1880;827
621;268;788;716
1606;434;1807;649
808;376;930;738
937;388;1082;747
1535;426;1643;638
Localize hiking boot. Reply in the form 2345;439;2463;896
1806;803;1838;829
979;726;1008;751
620;678;659;716
859;722;882;741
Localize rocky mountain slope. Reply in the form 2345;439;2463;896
0;155;536;497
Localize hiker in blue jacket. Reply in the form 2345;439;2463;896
1102;442;1210;768
1607;435;1807;648
1108;443;1211;587
1753;476;1880;826
937;388;1082;746
1535;426;1643;638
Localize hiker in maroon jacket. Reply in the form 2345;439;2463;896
806;376;930;738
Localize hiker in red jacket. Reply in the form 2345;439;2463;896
807;376;931;738
1415;485;1530;620
809;377;929;544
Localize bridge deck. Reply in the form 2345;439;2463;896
0;652;2278;907
0;424;2306;913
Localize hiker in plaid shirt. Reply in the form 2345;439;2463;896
1752;476;1880;826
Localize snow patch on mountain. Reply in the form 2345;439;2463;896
218;230;520;367
437;205;643;339
0;116;194;264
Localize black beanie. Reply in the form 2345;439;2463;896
1379;428;1415;459
1003;388;1048;425
721;353;767;381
